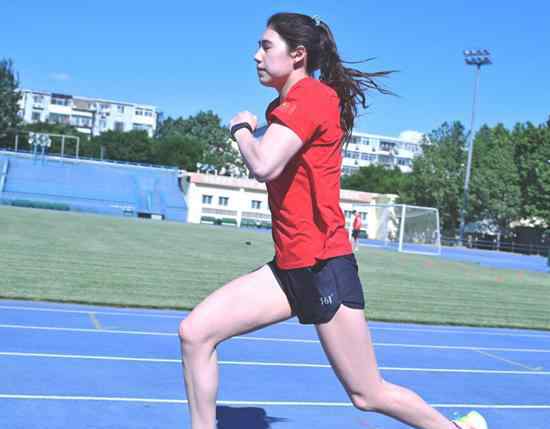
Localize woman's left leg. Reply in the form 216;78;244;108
315;305;457;429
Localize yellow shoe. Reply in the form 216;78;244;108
453;411;488;429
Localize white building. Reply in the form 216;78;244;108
181;172;397;236
18;89;158;137
342;130;425;175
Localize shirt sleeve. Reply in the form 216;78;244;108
268;88;319;144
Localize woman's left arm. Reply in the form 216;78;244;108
231;111;303;183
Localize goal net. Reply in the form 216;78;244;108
350;204;441;256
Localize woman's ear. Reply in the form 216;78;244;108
291;45;307;65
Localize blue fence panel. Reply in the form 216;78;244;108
0;151;187;222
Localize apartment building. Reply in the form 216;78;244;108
19;89;158;137
342;131;425;175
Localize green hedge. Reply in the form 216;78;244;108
10;200;70;211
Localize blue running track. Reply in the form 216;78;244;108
1;299;549;429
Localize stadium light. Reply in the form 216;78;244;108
459;48;492;245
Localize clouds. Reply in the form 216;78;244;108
49;72;71;81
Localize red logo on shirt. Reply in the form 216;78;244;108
278;102;296;115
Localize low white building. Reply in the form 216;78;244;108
181;172;397;236
342;130;425;175
18;89;158;137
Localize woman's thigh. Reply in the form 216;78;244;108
181;264;293;345
315;306;382;396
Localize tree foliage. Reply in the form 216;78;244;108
153;134;203;171
90;130;153;163
156;111;245;174
469;124;521;233
407;121;467;234
512;119;550;225
0;58;22;136
341;164;410;197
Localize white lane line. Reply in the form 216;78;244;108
367;326;550;339
474;349;544;371
0;304;301;326
2;304;549;339
2;323;550;353
0;324;175;336
1;352;549;375
0;305;187;319
0;394;549;409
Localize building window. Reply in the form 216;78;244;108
51;97;70;106
378;155;392;165
31;111;41;122
133;123;151;131
48;113;70;124
135;108;144;116
361;153;376;161
344;210;354;219
219;196;229;206
397;158;411;166
114;121;124;132
117;105;125;114
202;195;213;205
99;119;107;129
342;166;359;175
144;110;153;117
99;103;110;110
344;150;360;159
380;141;395;151
32;95;44;104
251;200;262;209
70;115;92;127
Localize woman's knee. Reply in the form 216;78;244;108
178;318;213;351
349;382;388;412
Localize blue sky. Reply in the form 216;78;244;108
2;0;549;137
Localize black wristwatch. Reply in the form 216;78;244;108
230;122;253;140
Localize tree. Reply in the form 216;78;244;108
513;118;550;225
157;111;245;175
0;58;22;137
90;130;153;163
341;164;410;197
407;122;467;235
153;134;204;170
469;124;522;234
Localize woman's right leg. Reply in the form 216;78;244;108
178;265;293;429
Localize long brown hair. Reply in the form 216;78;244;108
267;13;395;142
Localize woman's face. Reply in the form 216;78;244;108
254;27;296;88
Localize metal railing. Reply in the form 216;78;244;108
441;235;549;256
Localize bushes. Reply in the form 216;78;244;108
10;199;70;211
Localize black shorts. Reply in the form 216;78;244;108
352;229;361;239
267;253;365;325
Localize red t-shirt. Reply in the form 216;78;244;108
266;76;352;269
353;215;362;230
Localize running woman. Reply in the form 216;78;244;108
351;210;363;251
178;12;487;429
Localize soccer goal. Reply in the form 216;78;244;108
350;203;441;256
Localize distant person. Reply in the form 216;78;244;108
178;12;487;429
351;210;363;251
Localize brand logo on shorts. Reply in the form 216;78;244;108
320;295;334;305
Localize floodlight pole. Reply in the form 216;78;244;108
458;50;492;245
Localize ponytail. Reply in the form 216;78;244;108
267;13;395;142
317;22;394;142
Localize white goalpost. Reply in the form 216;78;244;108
350;203;441;256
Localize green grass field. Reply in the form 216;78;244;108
1;205;549;330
